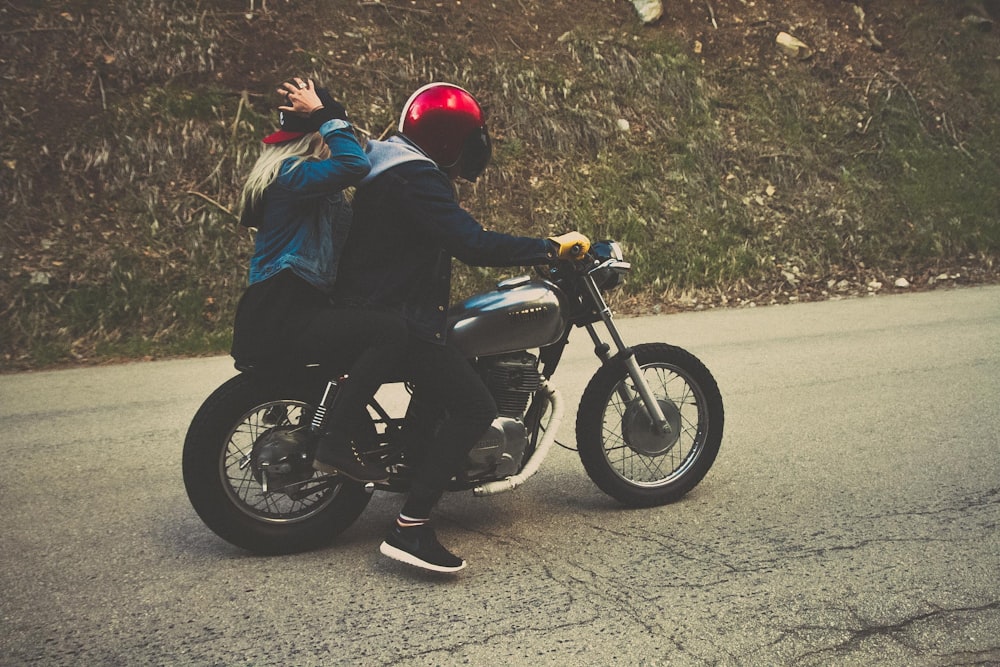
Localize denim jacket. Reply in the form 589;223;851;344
241;119;371;294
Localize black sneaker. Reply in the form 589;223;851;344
379;523;466;573
312;436;388;483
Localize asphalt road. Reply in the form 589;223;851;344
2;285;998;666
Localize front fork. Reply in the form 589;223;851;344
580;274;670;433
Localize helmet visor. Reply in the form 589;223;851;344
459;126;492;182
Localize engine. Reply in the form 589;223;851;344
461;352;542;482
483;352;543;418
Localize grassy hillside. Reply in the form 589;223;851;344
2;0;998;370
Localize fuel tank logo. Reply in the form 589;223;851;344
508;305;547;323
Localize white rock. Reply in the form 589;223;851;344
631;0;663;24
616;118;631;132
894;277;911;288
776;31;813;59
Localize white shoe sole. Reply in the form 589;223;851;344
379;541;467;573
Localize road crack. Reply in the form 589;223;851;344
791;600;1000;663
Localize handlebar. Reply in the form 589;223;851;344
542;239;630;291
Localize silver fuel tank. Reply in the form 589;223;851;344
447;276;568;358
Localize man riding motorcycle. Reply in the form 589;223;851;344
332;83;589;572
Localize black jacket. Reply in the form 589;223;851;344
334;139;554;343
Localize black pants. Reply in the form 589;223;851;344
399;339;497;519
234;270;409;443
288;306;408;444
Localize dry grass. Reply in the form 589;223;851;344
1;1;998;369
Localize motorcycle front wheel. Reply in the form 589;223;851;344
182;373;373;554
577;343;724;507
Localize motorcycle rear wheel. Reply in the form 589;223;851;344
182;373;372;554
577;343;724;507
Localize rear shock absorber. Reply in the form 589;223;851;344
309;378;341;433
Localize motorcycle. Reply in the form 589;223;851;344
182;241;724;554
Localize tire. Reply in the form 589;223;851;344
182;373;372;554
576;343;724;507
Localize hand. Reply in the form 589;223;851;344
548;231;591;260
277;77;324;115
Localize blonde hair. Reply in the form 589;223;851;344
239;133;329;216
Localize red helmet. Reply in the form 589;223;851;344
398;83;493;181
